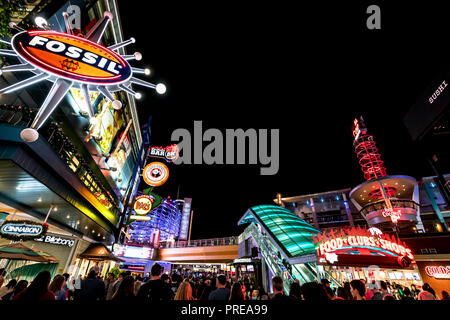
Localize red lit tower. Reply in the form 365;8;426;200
349;117;424;232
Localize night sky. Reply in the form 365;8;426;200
117;2;450;239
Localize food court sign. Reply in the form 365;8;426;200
425;266;450;280
312;226;414;267
0;220;48;241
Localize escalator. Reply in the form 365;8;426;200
243;223;342;293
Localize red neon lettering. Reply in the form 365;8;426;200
348;236;356;246
330;239;337;250
405;248;414;260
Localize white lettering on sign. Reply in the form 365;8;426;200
34;235;75;247
1;223;42;236
429;80;448;104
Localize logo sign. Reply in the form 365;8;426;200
149;144;179;162
1;222;43;237
425;266;450;279
142;162;169;187
382;208;402;223
133;195;153;215
312;226;414;261
12;31;131;84
35;234;75;247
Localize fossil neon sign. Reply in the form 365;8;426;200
0;12;166;142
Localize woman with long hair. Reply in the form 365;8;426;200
49;274;66;300
288;282;302;301
13;271;55;301
112;275;135;301
1;280;28;301
174;280;193;300
0;279;17;299
229;282;244;301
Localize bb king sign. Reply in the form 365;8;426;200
12;30;131;84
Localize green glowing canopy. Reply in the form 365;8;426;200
238;205;319;258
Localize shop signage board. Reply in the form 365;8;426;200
34;234;75;247
142;162;169;187
148;144;179;163
133;195;153;215
425;266;450;279
0;220;48;241
178;198;192;240
312;226;415;268
0;11;166;143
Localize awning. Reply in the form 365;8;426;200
78;243;124;261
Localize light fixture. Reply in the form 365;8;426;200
53;206;58;211
134;92;142;99
134;52;142;61
156;83;166;94
37;197;42;202
97;233;100;236
34;16;48;28
16;186;22;190
92;230;95;233
144;68;151;76
85;226;88;229
66;215;70;219
77;220;80;224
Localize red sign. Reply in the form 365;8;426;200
133;195;153;215
312;226;415;267
12;30;131;84
148;144;179;162
425;266;450;279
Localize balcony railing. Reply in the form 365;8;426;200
158;236;238;248
360;199;419;216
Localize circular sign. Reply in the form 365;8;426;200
11;30;132;85
143;162;169;187
133;195;153;215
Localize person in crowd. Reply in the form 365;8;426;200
112;275;135;301
401;287;415;300
257;286;270;300
61;273;70;300
170;273;181;296
229;282;245;301
288;282;302;301
13;271;55;301
441;290;450;300
66;273;75;300
0;279;17;299
1;280;28;301
360;279;374;300
350;280;366;300
208;275;230;300
410;284;420;299
337;286;350;300
104;272;116;300
76;267;105;301
418;283;436;300
137;263;173;301
161;273;170;284
73;274;82;299
325;286;343;300
251;289;259;300
383;294;396;300
372;280;389;300
320;278;330;291
343;282;353;300
199;281;212;301
301;282;329;302
49;274;66;300
271;276;290;301
0;268;6;288
112;272;125;297
174;280;193;300
134;276;143;296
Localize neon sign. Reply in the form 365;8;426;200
425;266;450;279
149;144;179;162
0;220;48;241
382;207;402;223
312;226;415;262
142;162;169;187
0;11;166;143
133;195;153;215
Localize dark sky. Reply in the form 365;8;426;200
117;2;450;239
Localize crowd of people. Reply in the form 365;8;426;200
0;265;449;301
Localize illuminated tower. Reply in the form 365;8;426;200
349;117;424;233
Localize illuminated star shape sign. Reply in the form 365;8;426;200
324;252;338;264
0;12;166;142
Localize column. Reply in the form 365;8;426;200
342;193;355;227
